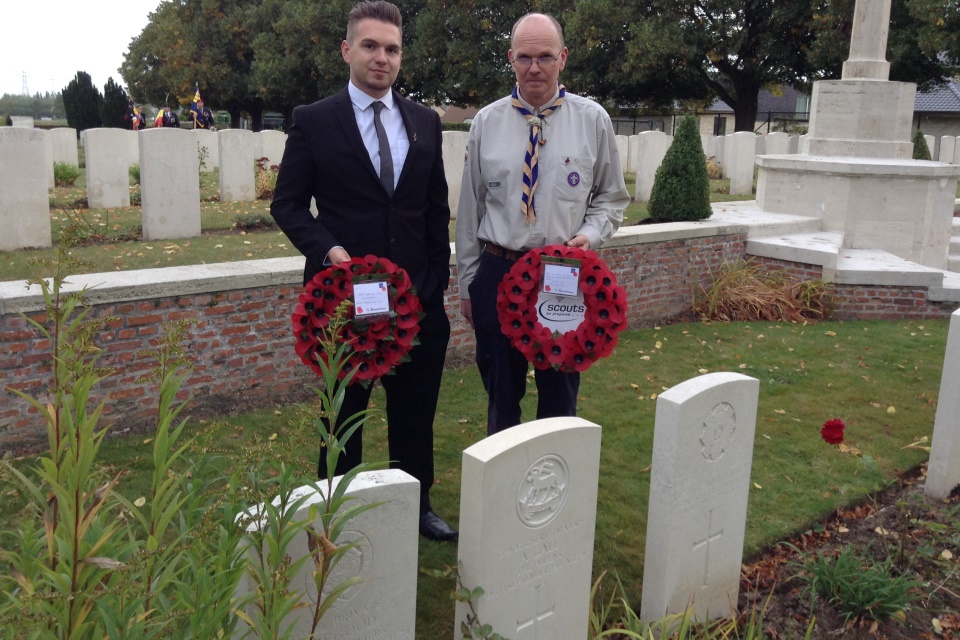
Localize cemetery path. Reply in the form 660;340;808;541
736;466;960;639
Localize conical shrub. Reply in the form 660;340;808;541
912;129;932;160
648;114;711;222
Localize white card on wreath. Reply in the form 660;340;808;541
353;280;390;317
542;262;581;297
536;290;586;334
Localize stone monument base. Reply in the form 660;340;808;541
756;154;960;270
802;80;915;159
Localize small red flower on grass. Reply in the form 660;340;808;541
821;418;846;445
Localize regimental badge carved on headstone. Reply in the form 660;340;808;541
699;402;737;462
517;455;569;528
318;528;369;607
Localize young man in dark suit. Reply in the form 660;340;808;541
271;0;456;541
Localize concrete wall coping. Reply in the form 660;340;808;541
0;221;750;315
758;155;960;178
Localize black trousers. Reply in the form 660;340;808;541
468;251;579;435
318;289;450;512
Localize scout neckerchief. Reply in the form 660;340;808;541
512;83;566;224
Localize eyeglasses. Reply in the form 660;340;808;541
512;55;559;70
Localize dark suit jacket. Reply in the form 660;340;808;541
271;87;451;301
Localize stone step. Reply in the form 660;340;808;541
708;201;822;238
745;231;946;289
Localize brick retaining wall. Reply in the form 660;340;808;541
3;226;958;454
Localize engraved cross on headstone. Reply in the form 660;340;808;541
516;583;555;639
691;509;724;589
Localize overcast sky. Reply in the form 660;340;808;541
1;0;161;97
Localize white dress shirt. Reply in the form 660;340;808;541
348;81;409;191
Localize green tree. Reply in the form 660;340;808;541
100;78;130;128
62;71;103;131
122;0;265;129
247;0;355;125
403;0;520;107
648;115;711;222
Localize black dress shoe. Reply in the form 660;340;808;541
419;510;458;541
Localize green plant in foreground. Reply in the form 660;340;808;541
129;163;140;184
587;571;816;640
0;242;381;638
793;546;919;625
53;162;80;187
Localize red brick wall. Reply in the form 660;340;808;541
4;231;958;453
750;256;960;320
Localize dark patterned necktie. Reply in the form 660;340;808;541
372;101;394;197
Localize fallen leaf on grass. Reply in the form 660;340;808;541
875;526;890;536
754;483;762;489
902;436;930;452
268;433;277;441
941;549;953;560
824;330;836;336
458;418;469;424
837;525;849;533
774;409;786;414
887;406;896;414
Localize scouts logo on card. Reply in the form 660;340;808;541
567;171;580;187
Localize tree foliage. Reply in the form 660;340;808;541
648;115;711;223
100;78;130;128
62;71;103;132
0;92;64;119
119;0;960;129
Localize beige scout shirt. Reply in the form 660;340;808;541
455;90;630;298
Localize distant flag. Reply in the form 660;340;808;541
190;83;202;128
154;111;164;127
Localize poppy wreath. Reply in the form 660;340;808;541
497;244;627;372
291;255;422;384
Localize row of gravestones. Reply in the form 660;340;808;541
0;127;289;250
3;126;959;253
0;127;843;252
236;339;960;639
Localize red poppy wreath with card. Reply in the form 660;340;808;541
497;245;627;372
292;255;421;383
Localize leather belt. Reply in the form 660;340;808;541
483;242;527;262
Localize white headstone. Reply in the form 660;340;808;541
754;135;766;156
442;130;468;219
726;131;756;195
926;309;960;500
10;116;34;128
256;130;287;170
196;129;218;173
954;136;960;165
787;134;800;154
764;132;790;155
0;128;52;250
938;136;956;164
633;130;670;203
455;417;601;640
50;128;79;167
125;129;140;168
714;135;726;173
923;134;936;159
42;129;54;189
235;470;420;640
219;129;256;202
616;135;629;174
627;134;640;173
139;128;201;241
641;373;759;622
85;128;131;208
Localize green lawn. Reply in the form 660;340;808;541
1;317;947;639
